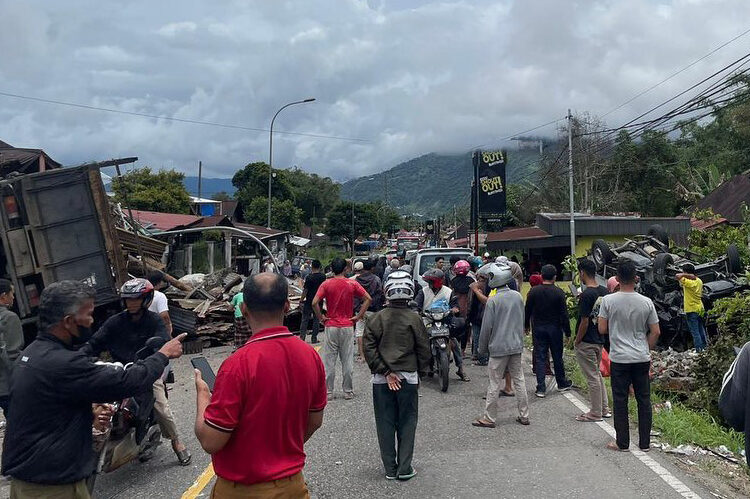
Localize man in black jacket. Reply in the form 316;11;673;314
2;280;185;499
719;341;750;466
82;278;191;466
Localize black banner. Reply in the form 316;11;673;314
473;149;507;222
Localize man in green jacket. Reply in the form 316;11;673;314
363;271;431;482
0;279;23;417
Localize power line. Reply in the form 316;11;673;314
602;25;750;118
0;90;370;142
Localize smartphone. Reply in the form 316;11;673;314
190;356;216;392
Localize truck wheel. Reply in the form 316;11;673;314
726;244;743;275
591;240;614;270
653;253;674;286
648;224;669;247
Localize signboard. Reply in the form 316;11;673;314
473;149;507;222
425;220;435;235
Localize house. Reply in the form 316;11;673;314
128;209;203;232
695;171;750;224
190;196;222;216
0;139;61;176
486;212;691;271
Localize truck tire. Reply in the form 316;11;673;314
653;253;674;286
591;240;614;270
726;244;743;275
648;224;669;247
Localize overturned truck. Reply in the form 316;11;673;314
588;224;746;350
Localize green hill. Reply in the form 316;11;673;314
340;149;545;216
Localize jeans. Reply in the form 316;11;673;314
373;383;418;477
322;326;355;394
472;324;488;364
685;312;707;351
299;304;319;342
484;355;529;422
451;338;463;370
611;361;652;450
532;325;570;392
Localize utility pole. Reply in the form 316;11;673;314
351;203;355;258
197;160;202;201
568;109;576;258
453;204;457;237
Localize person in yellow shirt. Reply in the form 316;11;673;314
676;263;706;351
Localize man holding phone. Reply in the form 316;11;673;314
194;272;327;498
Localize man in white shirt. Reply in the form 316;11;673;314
147;272;172;335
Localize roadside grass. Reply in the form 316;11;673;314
561;347;745;455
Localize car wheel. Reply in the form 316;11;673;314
653;253;674;286
591;240;614;270
648;224;669;247
726;244;743;275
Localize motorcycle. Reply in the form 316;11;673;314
422;300;463;392
87;337;166;493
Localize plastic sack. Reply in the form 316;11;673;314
428;298;450;313
600;348;611;377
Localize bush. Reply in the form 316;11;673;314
688;292;750;419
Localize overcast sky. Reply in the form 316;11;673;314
1;0;748;180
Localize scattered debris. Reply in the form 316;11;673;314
651;349;699;393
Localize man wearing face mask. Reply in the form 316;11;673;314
2;280;185;498
81;278;191;466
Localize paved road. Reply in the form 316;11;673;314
84;339;719;499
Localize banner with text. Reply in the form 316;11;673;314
473;149;507;222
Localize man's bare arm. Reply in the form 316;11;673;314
647;323;661;350
159;311;173;335
305;410;324;442
598;317;609;336
575;317;589;345
194;371;231;454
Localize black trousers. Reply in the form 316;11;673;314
372;383;418;477
533;325;569;392
611;361;652;450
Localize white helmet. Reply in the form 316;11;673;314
384;270;415;301
495;255;509;265
478;263;513;289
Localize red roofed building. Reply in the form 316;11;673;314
128;209;202;232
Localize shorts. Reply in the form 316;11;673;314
355;311;374;338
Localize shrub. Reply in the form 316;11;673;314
688;291;750;419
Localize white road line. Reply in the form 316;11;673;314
562;392;702;499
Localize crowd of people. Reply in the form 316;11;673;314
0;248;726;498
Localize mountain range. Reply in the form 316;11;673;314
339;148;545;216
173;148;545;217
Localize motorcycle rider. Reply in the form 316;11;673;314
2;280;186;498
413;268;470;382
82;278;192;466
450;260;475;357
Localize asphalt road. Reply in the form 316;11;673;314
0;338;718;499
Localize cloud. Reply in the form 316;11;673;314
0;0;748;181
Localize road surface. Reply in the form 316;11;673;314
0;340;722;498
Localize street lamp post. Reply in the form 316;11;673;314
268;98;315;228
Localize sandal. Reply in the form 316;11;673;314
575;413;602;422
499;390;515;397
516;416;530;426
472;418;496;428
457;371;471;382
606;441;629;452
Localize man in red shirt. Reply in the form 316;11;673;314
194;272;327;498
312;257;371;400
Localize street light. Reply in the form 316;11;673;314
267;98;315;228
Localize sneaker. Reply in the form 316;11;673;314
516;416;530;426
398;469;417;481
385;474;397;480
327;392;334;401
344;392;354;400
535;390;546;398
603;411;612;418
558;382;573;392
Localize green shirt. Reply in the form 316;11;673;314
231;292;244;319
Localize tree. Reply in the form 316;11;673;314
112;167;191;214
286;167;340;224
232;162;293;209
243;197;303;233
211;191;233;201
326;201;380;243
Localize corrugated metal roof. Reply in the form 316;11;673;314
486;227;551;243
129;209;202;232
691;217;729;231
695;172;750;224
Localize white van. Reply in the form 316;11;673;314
408;248;474;289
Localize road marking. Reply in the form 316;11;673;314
562;392;702;499
181;463;214;499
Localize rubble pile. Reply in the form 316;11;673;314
164;270;303;347
650;348;699;393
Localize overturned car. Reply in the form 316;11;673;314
588;224;746;350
